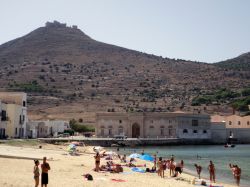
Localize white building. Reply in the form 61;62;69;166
27;120;70;138
0;92;27;138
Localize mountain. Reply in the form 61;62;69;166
215;52;250;70
0;21;249;121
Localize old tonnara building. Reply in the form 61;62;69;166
96;112;211;139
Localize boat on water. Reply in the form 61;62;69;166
224;143;236;148
224;132;236;148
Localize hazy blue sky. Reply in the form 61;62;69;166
1;0;250;63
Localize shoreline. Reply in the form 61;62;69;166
0;143;238;187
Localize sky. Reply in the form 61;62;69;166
1;0;250;63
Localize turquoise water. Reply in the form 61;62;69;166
109;145;250;187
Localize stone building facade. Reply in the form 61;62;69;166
96;112;211;139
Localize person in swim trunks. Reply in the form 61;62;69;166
41;157;50;187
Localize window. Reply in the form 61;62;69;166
100;126;105;136
23;101;26;107
193;130;198;133
19;115;22;124
238;121;241;125
151;120;154;123
183;129;188;133
247;121;250;126
160;126;164;136
192;120;199;126
229;121;232;125
149;125;154;129
108;129;112;135
15;128;18;135
1;110;7;121
108;126;112;135
203;130;207;134
118;126;123;135
119;120;122;123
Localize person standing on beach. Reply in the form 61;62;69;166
169;156;175;177
194;164;202;179
41;157;50;187
153;154;157;169
94;152;101;172
33;160;40;187
208;161;215;183
157;157;164;178
229;164;241;186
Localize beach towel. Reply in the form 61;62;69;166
122;171;133;175
131;167;146;173
111;179;126;182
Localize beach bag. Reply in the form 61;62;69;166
84;174;93;181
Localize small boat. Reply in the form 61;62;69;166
224;144;235;148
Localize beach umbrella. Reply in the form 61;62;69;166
93;146;103;152
139;154;154;162
129;153;141;158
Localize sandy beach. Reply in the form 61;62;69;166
0;142;237;187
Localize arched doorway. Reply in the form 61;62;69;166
132;123;140;138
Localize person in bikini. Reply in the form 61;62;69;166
229;163;241;186
208;161;215;183
94;152;101;172
157;157;164;178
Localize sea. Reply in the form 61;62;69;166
109;144;250;187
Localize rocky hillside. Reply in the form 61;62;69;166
0;21;249;120
215;52;250;71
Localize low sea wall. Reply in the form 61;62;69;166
38;138;214;147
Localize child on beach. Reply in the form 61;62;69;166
229;163;241;186
194;164;202;179
33;160;40;187
208;161;215;183
41;157;50;187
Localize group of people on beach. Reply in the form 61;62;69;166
33;157;50;187
156;155;184;178
93;150;242;186
194;161;241;186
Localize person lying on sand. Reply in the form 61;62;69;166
229;163;241;186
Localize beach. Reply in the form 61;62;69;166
0;141;239;187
